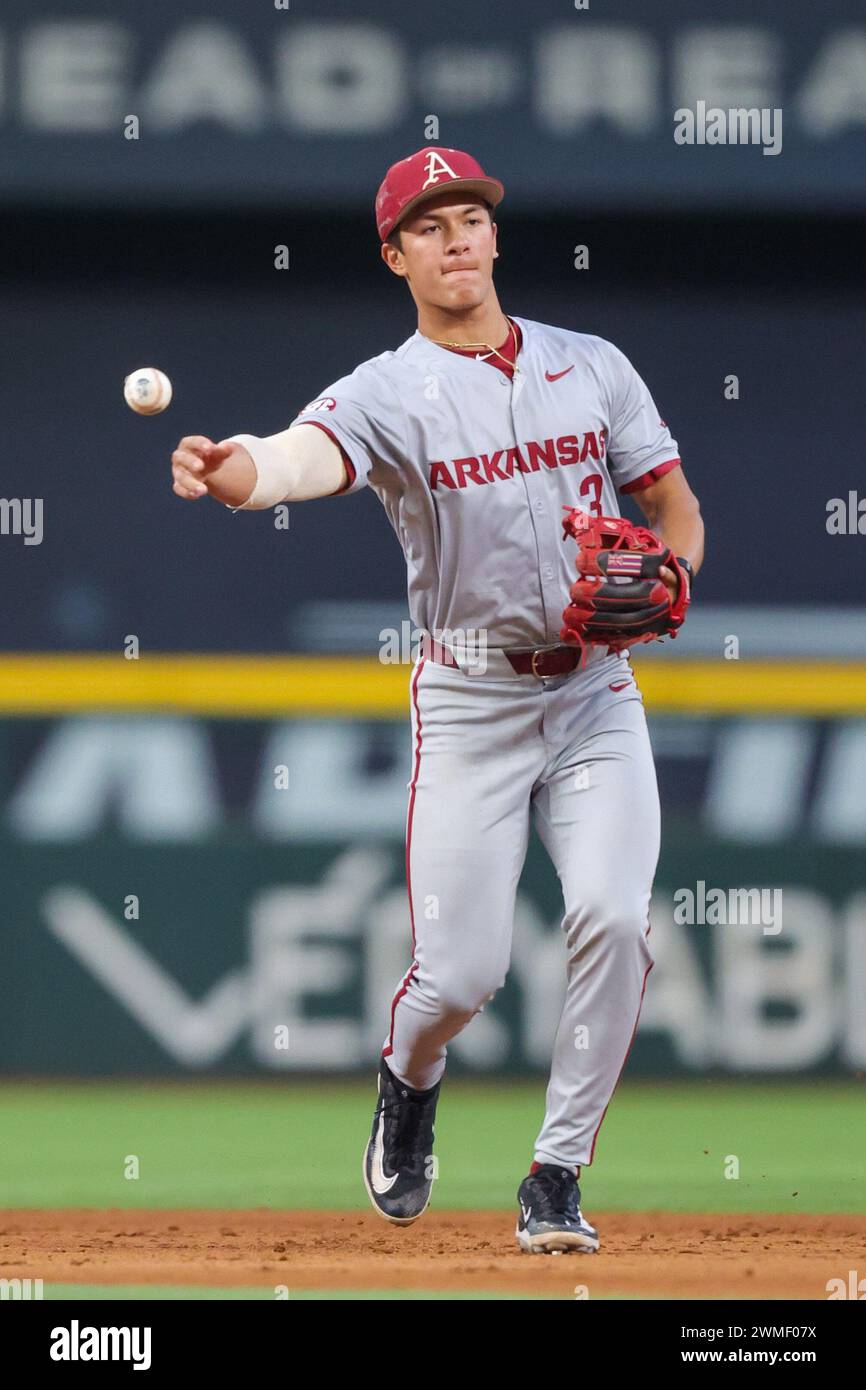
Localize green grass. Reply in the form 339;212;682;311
0;1079;863;1212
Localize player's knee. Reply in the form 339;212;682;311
435;970;505;1019
566;888;652;951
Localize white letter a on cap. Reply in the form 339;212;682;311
423;151;459;188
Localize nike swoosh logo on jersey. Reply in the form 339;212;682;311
609;680;631;692
545;365;575;381
370;1112;399;1195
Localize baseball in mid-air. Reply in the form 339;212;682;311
124;367;173;415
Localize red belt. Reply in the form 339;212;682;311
419;633;584;679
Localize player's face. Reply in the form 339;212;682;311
384;196;498;310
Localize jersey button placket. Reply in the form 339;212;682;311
534;501;557;580
509;358;559;641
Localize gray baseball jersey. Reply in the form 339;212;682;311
291;316;678;1176
290;316;680;657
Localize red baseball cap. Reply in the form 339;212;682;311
375;147;505;243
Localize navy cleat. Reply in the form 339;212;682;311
362;1056;442;1226
516;1164;600;1254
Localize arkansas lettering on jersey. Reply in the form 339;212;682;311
430;431;607;490
289;317;680;652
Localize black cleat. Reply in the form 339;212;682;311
362;1056;442;1226
516;1164;600;1254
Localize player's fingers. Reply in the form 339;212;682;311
172;464;208;496
659;565;679;596
172;448;206;475
209;440;237;464
172;477;206;500
172;474;201;499
171;459;202;486
175;435;216;457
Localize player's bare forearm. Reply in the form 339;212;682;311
651;498;704;575
203;442;261;506
632;467;704;574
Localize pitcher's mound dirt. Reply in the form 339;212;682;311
2;1210;863;1299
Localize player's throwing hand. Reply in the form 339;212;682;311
170;436;236;500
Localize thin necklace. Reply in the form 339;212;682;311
430;317;520;373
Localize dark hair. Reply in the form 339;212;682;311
387;198;494;253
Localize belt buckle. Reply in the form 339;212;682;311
530;647;550;679
530;644;579;680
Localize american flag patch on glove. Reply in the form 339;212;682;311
606;553;644;576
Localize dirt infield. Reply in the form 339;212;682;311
2;1210;863;1298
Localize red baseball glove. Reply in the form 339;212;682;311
560;507;691;657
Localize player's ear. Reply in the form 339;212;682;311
380;241;408;278
492;221;499;258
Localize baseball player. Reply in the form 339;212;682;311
170;148;704;1254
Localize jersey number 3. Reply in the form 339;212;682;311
579;473;603;517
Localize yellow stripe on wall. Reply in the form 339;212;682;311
0;655;863;717
634;661;866;715
0;656;409;717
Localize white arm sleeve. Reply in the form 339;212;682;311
223;424;347;510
